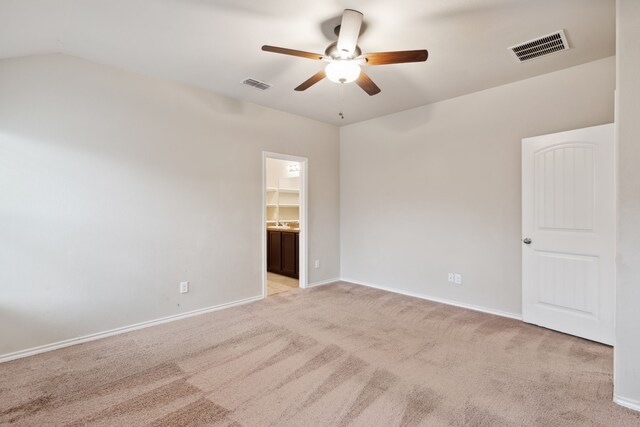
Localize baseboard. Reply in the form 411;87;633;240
0;279;522;363
614;395;640;412
341;277;522;321
0;294;263;364
306;277;341;288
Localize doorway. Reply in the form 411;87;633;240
521;124;615;345
262;152;308;297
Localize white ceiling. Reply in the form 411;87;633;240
0;0;615;126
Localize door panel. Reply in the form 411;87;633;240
536;251;598;317
522;124;614;345
536;144;594;231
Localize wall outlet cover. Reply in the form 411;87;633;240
315;260;320;269
454;274;462;285
180;281;189;294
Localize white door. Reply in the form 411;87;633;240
522;124;615;345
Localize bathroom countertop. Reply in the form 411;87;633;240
267;227;300;233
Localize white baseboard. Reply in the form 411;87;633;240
306;277;341;288
0;294;263;364
0;279;522;363
341;277;522;321
614;395;640;412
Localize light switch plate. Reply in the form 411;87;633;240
454;274;462;285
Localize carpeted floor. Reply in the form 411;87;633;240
1;282;639;426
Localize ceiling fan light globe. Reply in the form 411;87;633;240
325;61;361;84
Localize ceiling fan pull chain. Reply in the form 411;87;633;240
338;83;345;120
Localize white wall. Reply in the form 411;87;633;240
340;57;615;317
0;54;340;356
614;0;640;409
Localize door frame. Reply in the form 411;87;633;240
261;151;308;297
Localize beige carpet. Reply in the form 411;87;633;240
1;282;639;426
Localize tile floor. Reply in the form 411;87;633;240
266;272;298;296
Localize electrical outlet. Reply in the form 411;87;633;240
447;273;454;283
180;281;189;294
315;260;320;269
454;274;462;285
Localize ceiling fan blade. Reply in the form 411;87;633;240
336;9;363;56
362;50;429;66
355;71;381;96
294;70;326;91
262;45;323;61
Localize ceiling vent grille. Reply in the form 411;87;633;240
242;78;272;90
509;30;570;62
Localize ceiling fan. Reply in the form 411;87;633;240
261;9;428;96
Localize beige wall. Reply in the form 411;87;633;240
0;54;340;356
0;52;623;362
614;0;640;408
340;57;615;316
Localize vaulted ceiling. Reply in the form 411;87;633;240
0;0;615;125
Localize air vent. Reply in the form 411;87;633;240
509;30;570;62
242;78;272;90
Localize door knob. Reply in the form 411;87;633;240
523;238;532;245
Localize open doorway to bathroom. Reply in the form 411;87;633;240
262;153;307;297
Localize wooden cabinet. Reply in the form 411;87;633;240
267;230;299;278
280;232;297;277
267;230;282;273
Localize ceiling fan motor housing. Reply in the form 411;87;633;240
324;41;362;60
